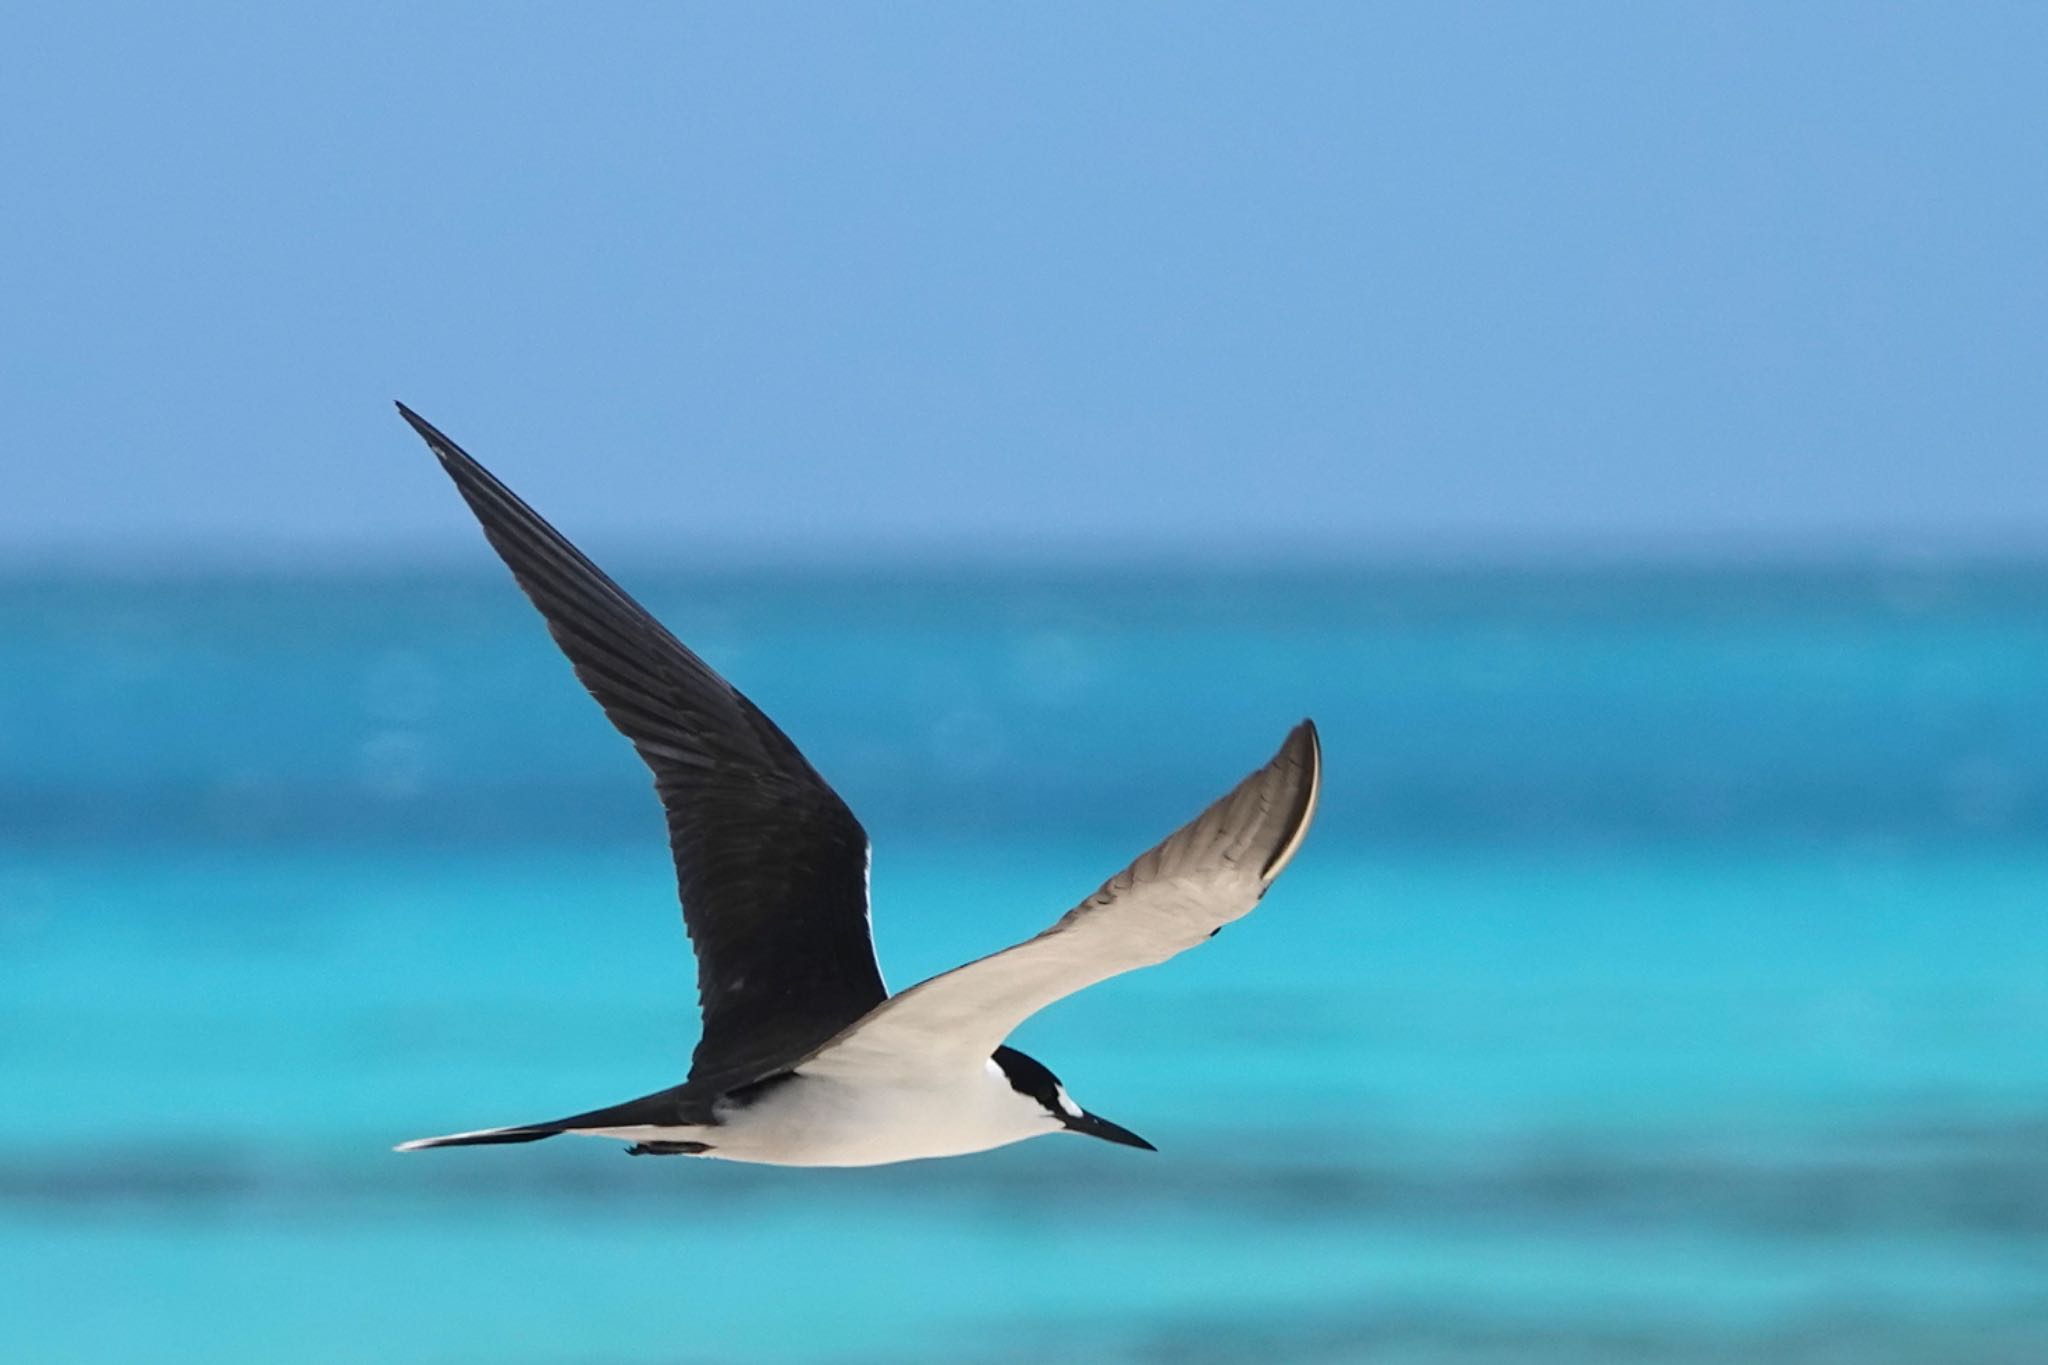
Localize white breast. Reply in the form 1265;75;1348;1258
702;1057;1058;1168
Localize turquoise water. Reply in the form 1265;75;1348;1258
5;563;2047;1362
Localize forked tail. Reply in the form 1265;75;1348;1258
394;1085;693;1153
394;1123;562;1152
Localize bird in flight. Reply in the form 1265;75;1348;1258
392;404;1321;1167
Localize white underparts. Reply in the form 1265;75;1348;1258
651;1056;1063;1168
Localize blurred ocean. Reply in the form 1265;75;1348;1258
4;560;2047;1364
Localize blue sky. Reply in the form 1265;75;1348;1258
4;4;2043;561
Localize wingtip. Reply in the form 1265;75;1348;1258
1277;718;1320;783
1259;717;1321;882
393;400;446;447
392;403;484;482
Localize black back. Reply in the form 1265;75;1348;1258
398;405;888;1093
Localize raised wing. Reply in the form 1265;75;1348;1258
397;405;887;1092
802;721;1320;1080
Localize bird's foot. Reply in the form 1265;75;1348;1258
626;1141;711;1157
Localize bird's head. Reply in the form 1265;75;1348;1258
990;1045;1155;1152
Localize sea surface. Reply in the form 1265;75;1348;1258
4;560;2047;1363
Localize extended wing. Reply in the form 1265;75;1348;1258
801;721;1320;1080
398;405;887;1093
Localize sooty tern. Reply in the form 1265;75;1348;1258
392;404;1321;1167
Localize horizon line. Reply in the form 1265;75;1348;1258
2;525;2045;580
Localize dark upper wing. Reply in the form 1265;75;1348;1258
396;404;886;1091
